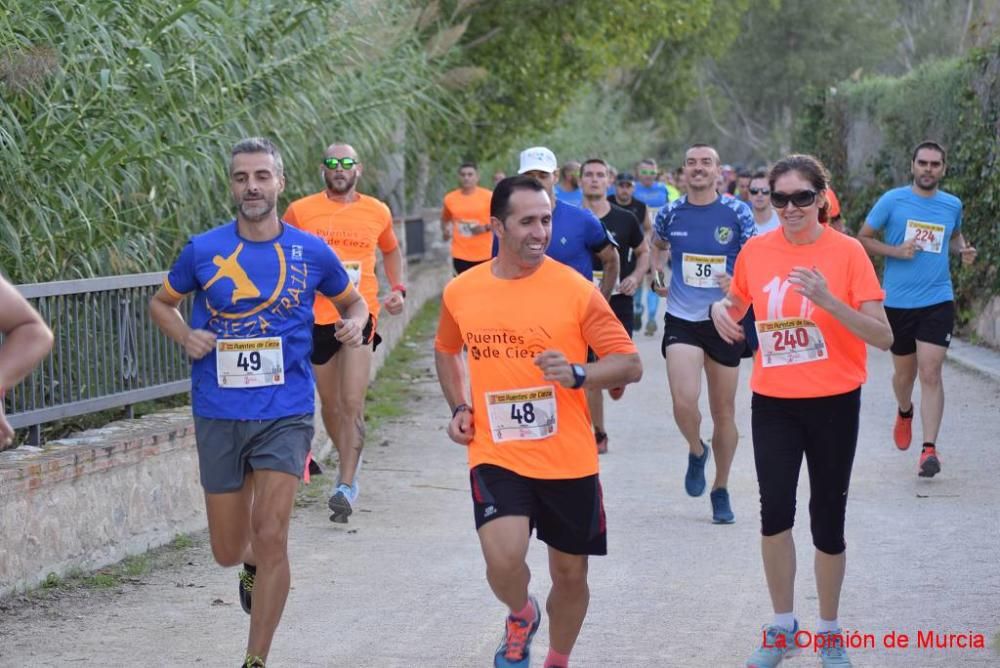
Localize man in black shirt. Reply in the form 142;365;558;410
608;171;649;234
582;158;650;453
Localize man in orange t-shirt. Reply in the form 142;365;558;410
283;143;406;523
435;175;641;668
441;161;494;274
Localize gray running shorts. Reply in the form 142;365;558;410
193;413;314;494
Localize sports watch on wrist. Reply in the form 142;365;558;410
571;363;587;389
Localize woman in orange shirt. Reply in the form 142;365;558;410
711;155;892;668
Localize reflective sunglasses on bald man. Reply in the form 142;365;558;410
323;157;357;170
770;189;817;209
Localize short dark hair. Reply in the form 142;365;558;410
686;144;719;165
737;169;752;179
490;175;546;222
459;162;478;172
911;140;947;163
230;137;283;176
769;154;831;223
750;170;768;181
581;158;609;172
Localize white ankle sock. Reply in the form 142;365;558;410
773;612;796;630
817;618;840;633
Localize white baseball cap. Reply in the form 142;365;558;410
518;146;558;174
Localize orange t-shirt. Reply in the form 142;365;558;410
283;192;398;324
442;187;494;262
730;226;884;398
435;257;637;479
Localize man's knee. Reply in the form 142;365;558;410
917;362;943;388
549;556;588;589
250;518;290;560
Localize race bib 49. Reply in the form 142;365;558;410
216;337;284;387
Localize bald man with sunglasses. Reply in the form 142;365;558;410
283;143;406;523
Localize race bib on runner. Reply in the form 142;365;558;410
343;261;362;288
459;222;476;237
485;386;557;443
216;337;284;387
756;318;828;368
682;253;726;288
904;219;946;254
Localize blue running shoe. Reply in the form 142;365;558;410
494;595;541;667
710;488;735;524
685;440;710;497
818;630;852;666
328;483;355;524
745;621;799;667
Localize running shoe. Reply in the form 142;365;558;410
817;630;852;666
494;595;541;668
609;386;625;400
685;440;710;497
893;410;913;450
328;483;355;523
745;621;799;667
238;565;255;614
644;320;657;337
595;430;609;455
242;655;265;667
710;487;735;524
918;446;941;478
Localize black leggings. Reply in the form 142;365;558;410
751;388;861;555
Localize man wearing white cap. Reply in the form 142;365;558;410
505;147;619;295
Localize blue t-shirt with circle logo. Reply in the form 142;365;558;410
865;186;962;308
654;195;755;321
165;221;351;420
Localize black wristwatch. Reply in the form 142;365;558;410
570;364;587;389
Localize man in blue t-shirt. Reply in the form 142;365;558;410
859;140;977;479
633;158;671;336
651;144;755;525
150;138;369;668
494;147;619;292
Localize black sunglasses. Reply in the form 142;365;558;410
771;190;817;209
323;157;357;170
748;187;770;195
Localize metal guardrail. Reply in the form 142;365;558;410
6;273;191;445
5;217;431;445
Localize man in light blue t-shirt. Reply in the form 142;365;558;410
554;160;583;207
859;140;977;479
633;158;671;336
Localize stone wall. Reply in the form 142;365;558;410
0;251;452;598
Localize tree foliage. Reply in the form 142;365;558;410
0;0;452;282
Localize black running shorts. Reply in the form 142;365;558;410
311;314;381;365
469;464;607;556
660;312;744;367
885;300;954;355
453;257;488;275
